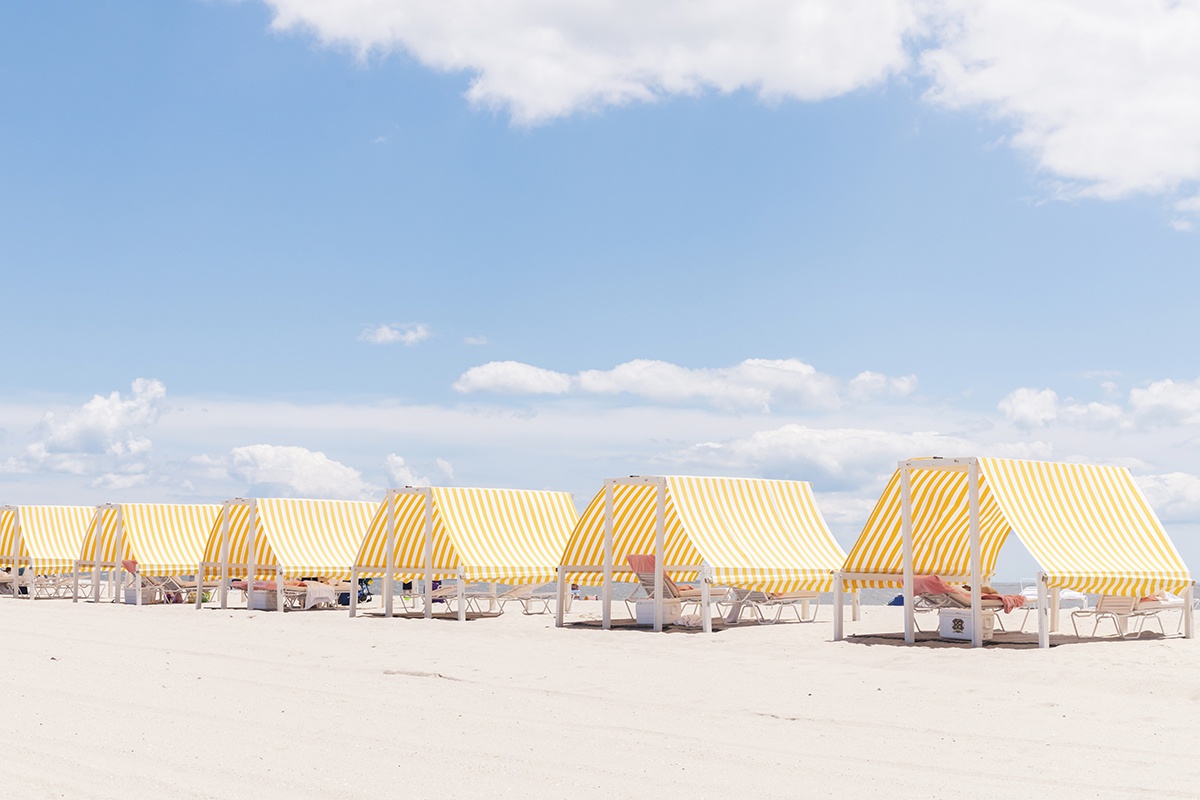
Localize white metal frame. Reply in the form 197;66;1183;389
553;476;711;633
831;456;1197;650
347;487;463;621
194;498;284;612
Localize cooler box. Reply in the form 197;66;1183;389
634;598;682;626
123;588;157;604
938;608;994;641
248;592;279;611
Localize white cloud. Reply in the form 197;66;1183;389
453;361;573;395
578;358;842;411
847;370;918;401
435;458;455;479
228;444;378;499
260;0;920;124
661;422;1053;489
1130;377;1200;424
463;335;488;346
922;0;1200;201
383;453;432;487
998;387;1058;429
1137;472;1200;523
358;322;431;346
32;378;165;456
454;357;909;411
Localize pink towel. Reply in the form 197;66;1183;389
625;554;691;593
983;593;1027;613
121;559;138;573
910;574;955;595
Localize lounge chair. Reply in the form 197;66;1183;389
910;576;1018;633
745;590;822;623
1072;592;1186;639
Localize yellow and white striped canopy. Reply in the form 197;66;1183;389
0;505;93;573
201;498;376;580
843;457;1193;596
78;504;221;576
561;476;846;593
356;487;578;584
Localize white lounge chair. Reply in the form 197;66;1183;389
1071;595;1152;638
745;590;822;623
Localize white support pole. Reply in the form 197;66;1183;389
72;564;80;603
653;478;666;633
1183;583;1194;639
247;501;258;611
900;466;915;644
833;571;844;641
91;506;103;603
700;562;712;635
219;503;231;610
602;479;614;631
968;459;983;648
195;563;206;610
12;507;22;600
135;565;143;606
555;567;566;628
275;567;284;613
852;590;862;622
384;490;395;619
457;568;467;622
422;490;433;620
1037;572;1049;649
349;567;359;618
1050;587;1061;633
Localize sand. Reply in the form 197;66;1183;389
1;597;1196;799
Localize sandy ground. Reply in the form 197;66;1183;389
1;597;1197;800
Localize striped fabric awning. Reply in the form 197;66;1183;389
561;476;846;593
356;487;578;584
842;457;1193;596
79;504;221;576
0;506;93;573
201;498;376;580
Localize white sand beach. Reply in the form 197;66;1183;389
2;599;1196;799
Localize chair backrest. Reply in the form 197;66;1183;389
625;554;681;599
1095;595;1138;615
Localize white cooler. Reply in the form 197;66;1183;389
123;588;157;605
635;598;681;626
938;608;995;641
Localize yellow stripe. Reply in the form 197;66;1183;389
77;504;221;576
0;506;93;573
843;458;1192;596
560;477;844;592
201;499;375;580
355;488;578;584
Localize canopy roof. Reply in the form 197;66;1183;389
201;498;376;580
79;503;221;577
355;487;578;584
843;457;1192;596
561;476;846;593
0;505;93;573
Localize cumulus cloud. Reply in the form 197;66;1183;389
454;357;911;411
383;453;432;487
228;444;378;499
358;322;431;346
261;0;920;124
4;378;168;478
661;422;1052;489
922;0;1200;203
998;387;1123;429
253;1;1200;217
1130;377;1200;425
453;361;574;395
1137;472;1200;523
463;335;488;346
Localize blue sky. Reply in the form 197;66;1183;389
2;1;1200;574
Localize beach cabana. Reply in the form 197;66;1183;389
195;497;376;612
557;475;847;633
0;505;93;598
835;456;1195;648
351;486;579;621
73;503;221;605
